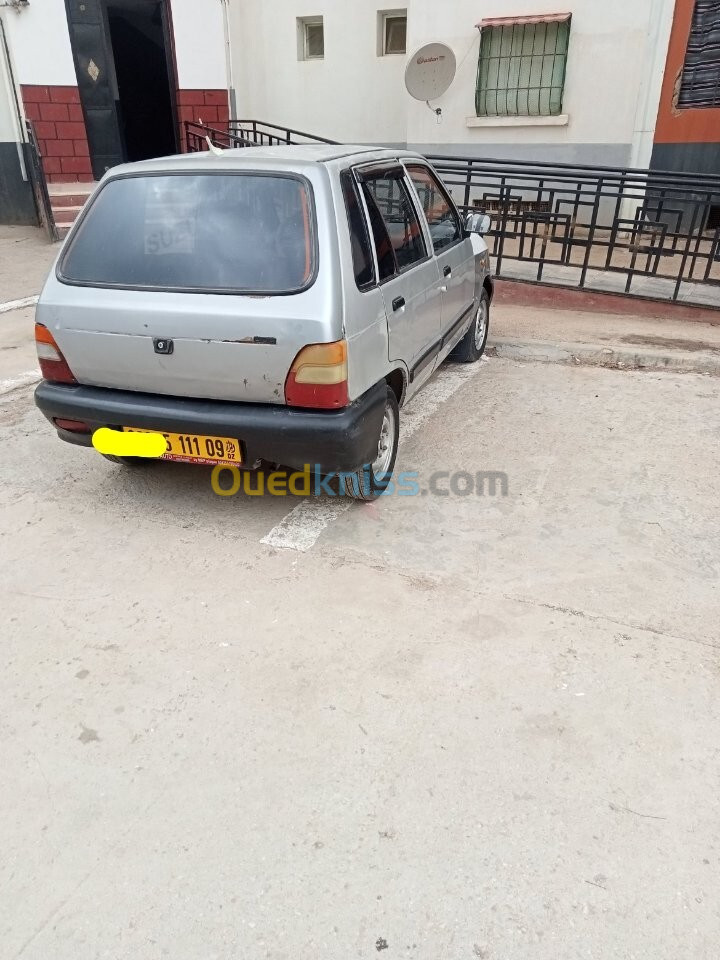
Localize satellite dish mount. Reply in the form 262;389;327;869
405;43;457;123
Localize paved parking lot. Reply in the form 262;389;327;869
1;227;719;959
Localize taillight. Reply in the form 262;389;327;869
285;340;349;409
35;323;77;384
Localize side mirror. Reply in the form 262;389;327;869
466;212;492;236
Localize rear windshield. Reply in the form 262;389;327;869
59;173;316;294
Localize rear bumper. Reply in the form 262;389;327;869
34;380;387;473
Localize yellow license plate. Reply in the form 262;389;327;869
123;428;242;466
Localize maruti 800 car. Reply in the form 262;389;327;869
34;145;493;500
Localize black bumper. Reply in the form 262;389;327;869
34;380;387;473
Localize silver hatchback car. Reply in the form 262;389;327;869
34;145;493;499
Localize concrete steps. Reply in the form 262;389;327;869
48;182;96;239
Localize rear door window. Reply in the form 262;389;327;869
340;170;375;290
59;173;316;294
362;172;428;272
360;183;397;282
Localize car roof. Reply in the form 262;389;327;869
103;144;427;179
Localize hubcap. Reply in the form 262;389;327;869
474;299;488;350
372;403;396;477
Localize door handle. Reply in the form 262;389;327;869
443;265;452;277
392;296;406;312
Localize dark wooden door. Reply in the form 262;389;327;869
65;0;124;179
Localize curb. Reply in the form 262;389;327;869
487;337;720;377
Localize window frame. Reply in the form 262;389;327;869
378;9;407;56
353;163;432;284
298;16;324;61
403;162;464;254
56;170;320;297
475;17;571;118
340;168;377;292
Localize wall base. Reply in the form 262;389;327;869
651;142;720;178
0;142;37;226
408;142;633;167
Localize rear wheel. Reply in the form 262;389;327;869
344;386;399;502
451;289;490;363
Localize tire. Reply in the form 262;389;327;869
450;289;490;363
343;386;399;501
101;454;156;466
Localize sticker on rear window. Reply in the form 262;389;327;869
144;218;195;255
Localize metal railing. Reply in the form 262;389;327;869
429;155;720;306
185;119;337;153
184;119;720;309
25;120;59;242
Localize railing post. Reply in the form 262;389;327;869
463;161;473;212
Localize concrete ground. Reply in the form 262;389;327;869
1;226;719;960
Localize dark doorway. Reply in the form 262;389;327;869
105;0;177;162
64;0;178;179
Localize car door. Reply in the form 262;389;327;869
356;165;442;387
405;163;476;349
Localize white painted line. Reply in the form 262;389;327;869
261;500;351;551
399;359;486;444
0;369;40;396
261;359;489;552
0;295;39;314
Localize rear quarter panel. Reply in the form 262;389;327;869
327;165;404;404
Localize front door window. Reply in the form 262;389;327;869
406;164;462;252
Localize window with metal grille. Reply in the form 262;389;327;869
475;15;571;117
678;0;720;109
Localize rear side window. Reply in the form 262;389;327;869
59;173;316;294
340;170;375;290
361;184;397;282
406;164;462;252
362;173;427;271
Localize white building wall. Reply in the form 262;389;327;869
229;0;408;143
0;0;676;169
405;0;675;165
0;1;76;86
228;0;675;167
1;0;227;92
169;0;227;90
0;16;19;142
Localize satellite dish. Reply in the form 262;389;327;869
405;43;457;107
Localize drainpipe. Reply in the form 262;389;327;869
220;0;237;120
0;12;29;183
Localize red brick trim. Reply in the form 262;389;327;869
22;84;231;178
21;84;93;183
177;89;230;150
494;279;720;324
